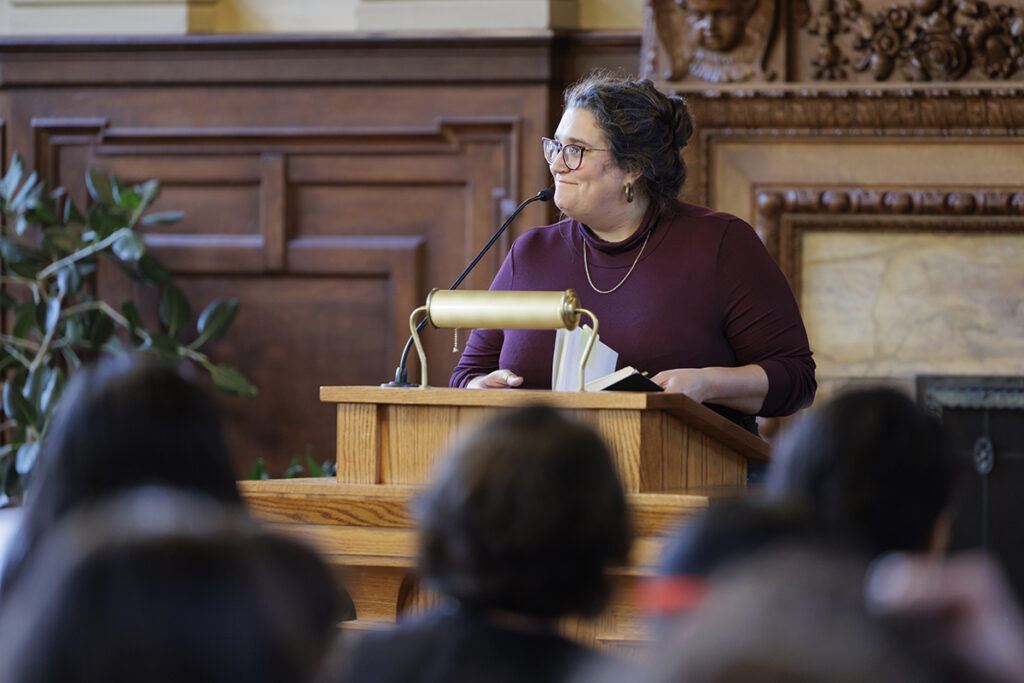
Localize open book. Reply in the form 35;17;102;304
584;366;663;393
551;327;663;392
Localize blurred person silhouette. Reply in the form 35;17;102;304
330;405;633;683
636;496;826;622
765;386;956;557
0;488;341;683
642;547;988;683
0;352;242;599
866;551;1024;683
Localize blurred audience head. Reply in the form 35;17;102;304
645;547;982;683
1;352;241;596
0;488;340;683
766;386;955;556
639;497;817;617
417;404;632;619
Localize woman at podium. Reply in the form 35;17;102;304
450;73;815;425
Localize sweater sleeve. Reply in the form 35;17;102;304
448;246;515;388
717;220;817;416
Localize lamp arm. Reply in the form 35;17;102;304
576;308;598;392
408;306;430;388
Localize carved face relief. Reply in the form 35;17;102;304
645;0;776;84
687;0;755;52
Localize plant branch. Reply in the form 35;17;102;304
28;303;60;374
0;274;36;290
0;334;41;353
0;274;41;303
186;327;214;351
37;227;131;280
61;300;145;338
1;344;32;369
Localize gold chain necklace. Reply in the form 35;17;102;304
583;230;651;295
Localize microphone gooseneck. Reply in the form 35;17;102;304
382;189;554;387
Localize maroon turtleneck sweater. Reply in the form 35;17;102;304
449;201;816;417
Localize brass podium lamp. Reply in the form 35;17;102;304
409;289;598;391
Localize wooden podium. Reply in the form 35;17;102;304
240;387;769;651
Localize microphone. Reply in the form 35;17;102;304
382;188;554;387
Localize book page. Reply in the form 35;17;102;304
551;325;617;391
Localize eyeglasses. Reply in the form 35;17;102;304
542;137;609;171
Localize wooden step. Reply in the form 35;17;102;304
240;479;742;539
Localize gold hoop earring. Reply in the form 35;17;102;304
625;183;634;203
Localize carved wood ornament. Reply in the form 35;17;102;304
645;0;780;83
646;0;1024;83
811;0;1024;81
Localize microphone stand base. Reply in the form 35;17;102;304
379;380;420;388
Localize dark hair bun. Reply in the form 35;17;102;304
668;96;694;149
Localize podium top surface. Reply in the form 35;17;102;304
320;386;770;462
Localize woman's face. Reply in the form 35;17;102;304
549;107;634;229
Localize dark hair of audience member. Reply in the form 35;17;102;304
1;352;242;597
416;405;632;619
0;489;340;683
638;496;823;617
765;387;955;556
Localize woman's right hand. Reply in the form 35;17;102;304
466;370;524;389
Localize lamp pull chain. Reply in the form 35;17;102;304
452;328;460;352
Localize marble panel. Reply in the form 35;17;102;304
802;231;1024;382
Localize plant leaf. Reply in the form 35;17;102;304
305;453;324;477
60;346;82;370
0;153;25;202
3;379;36;425
85;202;127;240
246;458;268;480
0;237;43;265
86;168;116;205
114;179;141;212
140;210;185;226
135;179;161;209
0;354;18;374
121;301;141;328
112;231;146;262
62;315;84;347
26;202;60;227
21;365;50;406
42;229;83;256
12;303;37;338
15;441;39;476
284;456;303;479
56;266;83;297
9;171;40;213
138;253;171;285
63;198;86;225
208;364;258;399
39;367;65;418
7;261;40;279
121;301;143;345
86;312;115;349
196;298;239;342
159;285;191;336
44;298;62;333
139;332;179;353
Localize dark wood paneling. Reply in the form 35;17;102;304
1;33;639;475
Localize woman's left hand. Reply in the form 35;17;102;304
650;365;769;414
651;368;711;402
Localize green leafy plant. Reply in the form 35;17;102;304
0;153;257;505
246;448;336;481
